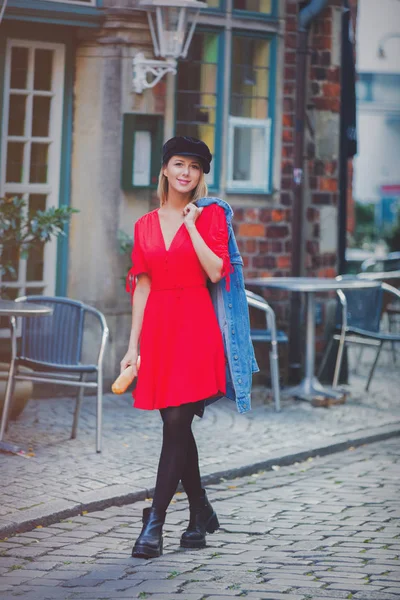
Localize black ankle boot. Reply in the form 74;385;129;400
132;507;165;558
180;490;219;549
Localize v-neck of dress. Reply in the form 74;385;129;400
156;209;185;253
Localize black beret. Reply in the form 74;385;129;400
162;136;212;174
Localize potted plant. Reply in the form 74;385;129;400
0;195;78;419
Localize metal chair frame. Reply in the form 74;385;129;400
245;289;287;412
321;281;400;391
2;296;109;453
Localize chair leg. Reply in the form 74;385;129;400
365;341;384;392
333;333;347;389
391;340;397;365
71;374;85;440
317;337;334;380
96;369;103;453
269;342;281;412
388;314;397;365
0;359;16;440
353;346;364;375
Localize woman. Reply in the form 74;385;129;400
121;136;231;559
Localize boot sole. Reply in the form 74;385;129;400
132;538;163;559
180;512;220;549
180;537;206;549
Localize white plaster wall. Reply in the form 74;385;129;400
354;111;400;203
357;0;400;74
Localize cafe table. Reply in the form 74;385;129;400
0;299;53;453
244;277;381;404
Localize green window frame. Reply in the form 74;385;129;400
4;0;103;28
203;0;225;13
232;0;277;19
174;29;223;191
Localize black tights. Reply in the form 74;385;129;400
152;403;203;514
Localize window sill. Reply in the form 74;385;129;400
226;187;271;195
202;7;227;15
232;10;278;22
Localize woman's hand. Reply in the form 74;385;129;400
120;349;139;376
183;203;203;229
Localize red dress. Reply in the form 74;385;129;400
127;204;231;411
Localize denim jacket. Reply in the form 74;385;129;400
195;197;259;414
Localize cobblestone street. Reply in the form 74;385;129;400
1;349;400;537
0;438;399;600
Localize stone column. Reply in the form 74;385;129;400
68;3;165;384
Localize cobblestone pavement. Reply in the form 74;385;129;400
0;438;399;600
1;349;400;536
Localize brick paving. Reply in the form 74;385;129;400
1;349;400;538
0;438;399;600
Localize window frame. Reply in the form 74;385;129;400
227;115;271;192
3;0;103;29
227;30;276;194
174;27;225;192
232;0;278;21
0;38;66;304
202;0;226;15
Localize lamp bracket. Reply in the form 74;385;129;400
133;52;177;93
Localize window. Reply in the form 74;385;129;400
357;73;400;107
228;35;272;192
0;40;65;302
175;29;276;194
233;0;274;16
175;31;221;189
227;117;271;191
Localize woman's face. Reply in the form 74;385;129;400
163;155;202;195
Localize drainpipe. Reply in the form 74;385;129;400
288;0;329;383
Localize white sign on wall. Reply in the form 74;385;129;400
133;131;151;187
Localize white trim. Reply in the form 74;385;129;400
227;115;271;192
0;38;66;299
39;0;96;6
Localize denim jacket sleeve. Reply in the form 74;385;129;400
195;197;259;414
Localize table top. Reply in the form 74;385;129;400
245;277;381;292
0;300;53;317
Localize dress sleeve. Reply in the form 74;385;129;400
202;205;233;291
125;220;148;298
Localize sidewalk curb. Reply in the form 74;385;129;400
2;424;399;539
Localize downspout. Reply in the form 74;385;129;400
288;0;329;383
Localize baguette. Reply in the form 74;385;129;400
112;357;141;394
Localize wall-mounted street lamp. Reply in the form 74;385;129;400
133;0;207;93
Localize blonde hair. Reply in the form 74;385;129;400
157;163;208;206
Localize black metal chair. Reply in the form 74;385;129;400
319;280;400;391
245;289;288;411
3;296;109;453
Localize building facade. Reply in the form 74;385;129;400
0;0;348;384
354;0;400;237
